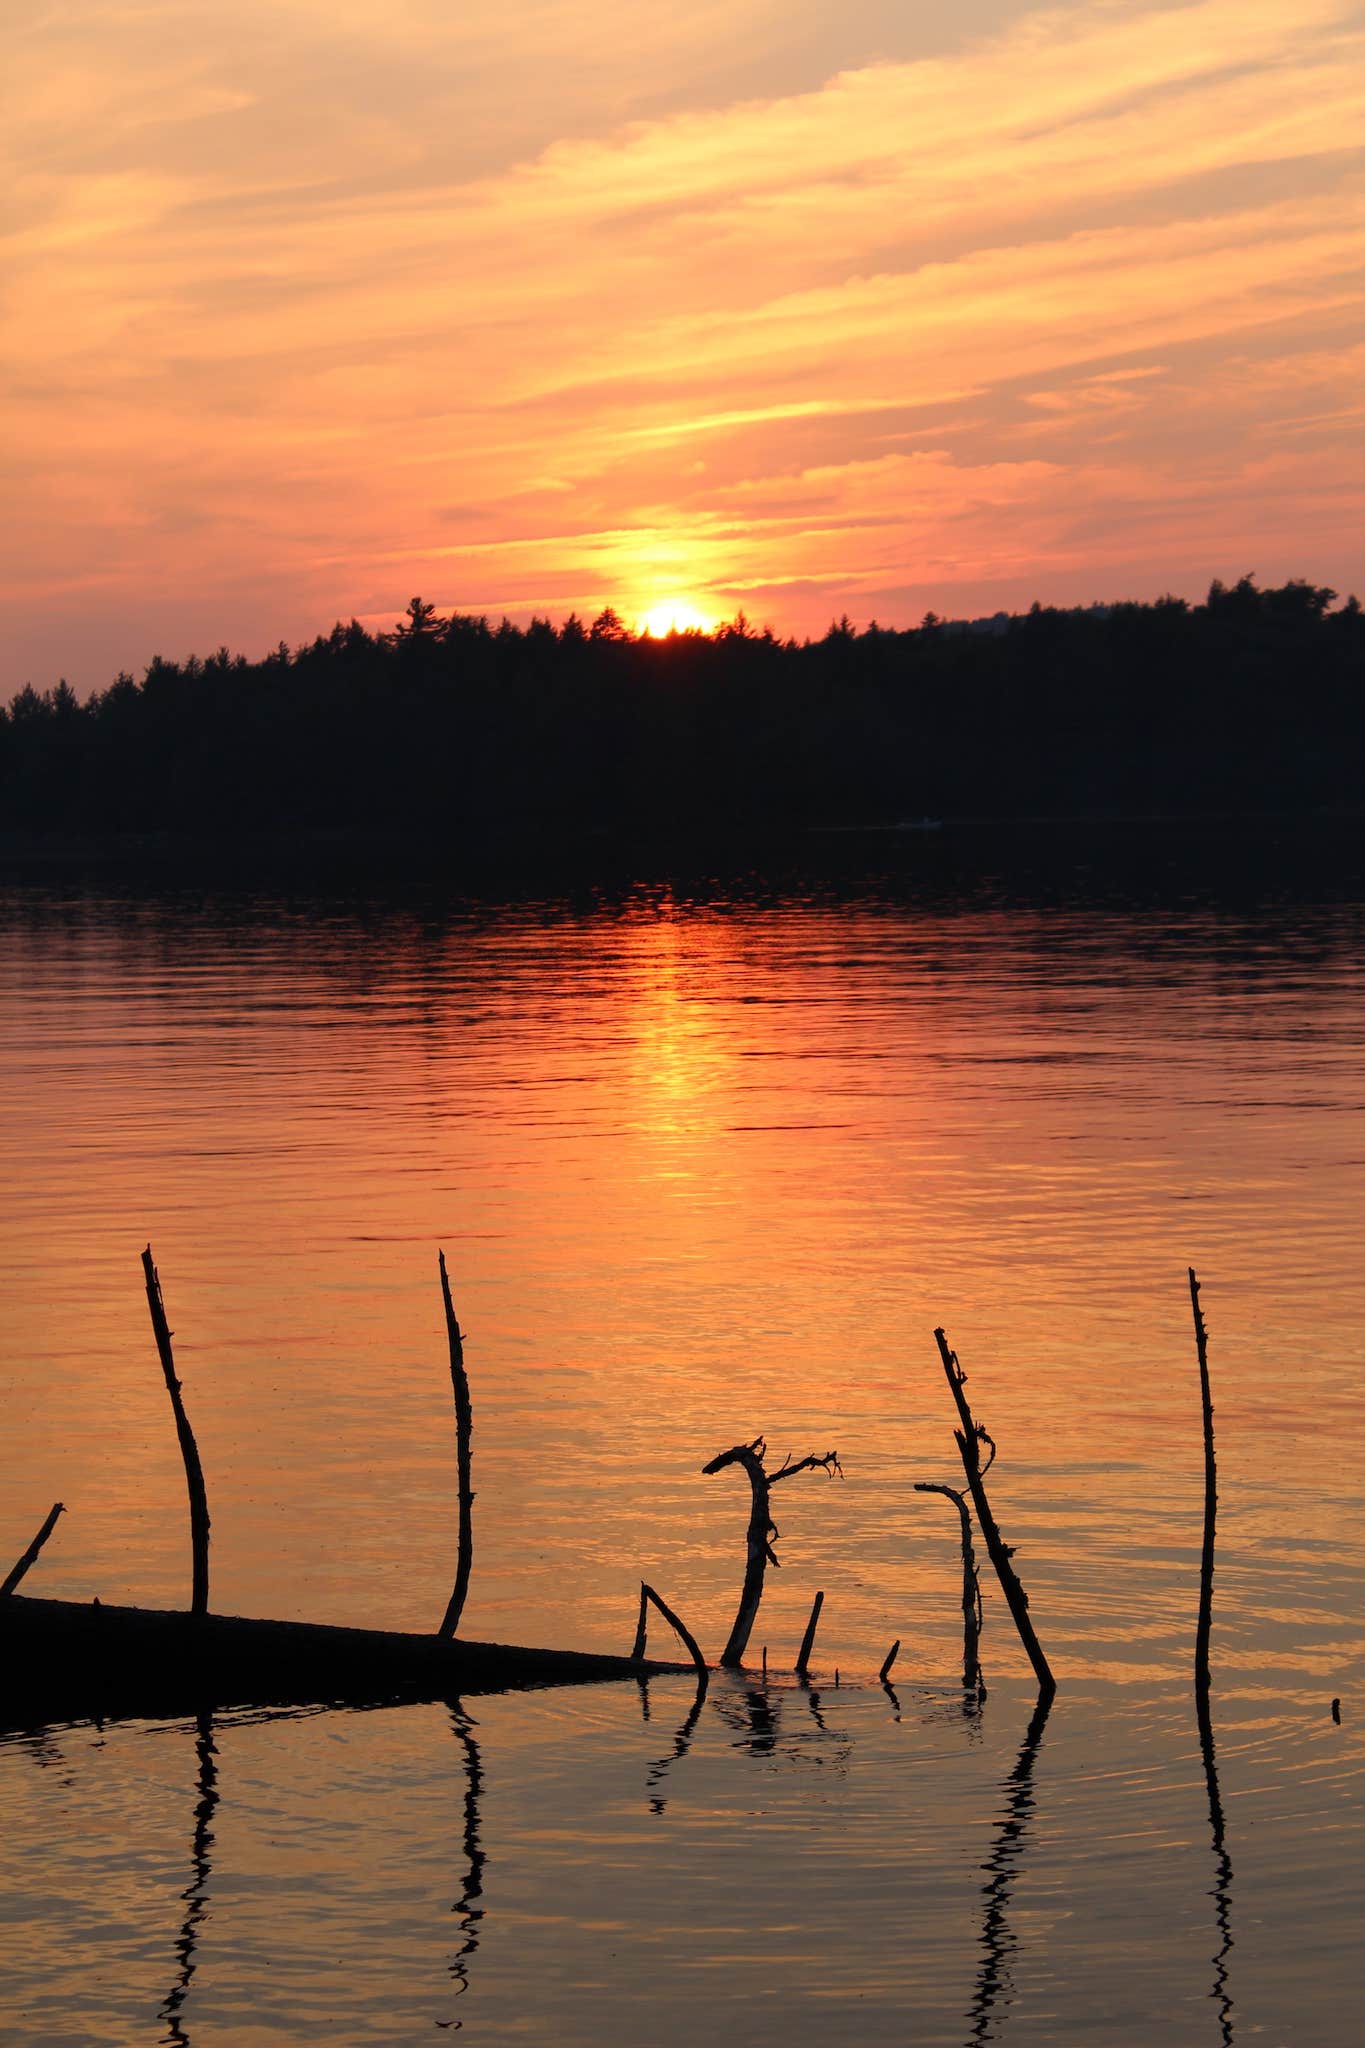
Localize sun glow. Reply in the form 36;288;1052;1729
639;599;716;638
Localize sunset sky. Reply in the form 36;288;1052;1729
5;0;1363;693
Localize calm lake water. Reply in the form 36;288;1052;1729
2;838;1363;2044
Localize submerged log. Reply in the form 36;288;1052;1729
0;1594;692;1726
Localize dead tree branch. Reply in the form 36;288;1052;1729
1190;1266;1217;1709
143;1248;210;1617
634;1582;708;1684
934;1329;1053;1698
437;1252;474;1640
702;1438;841;1669
915;1480;985;1694
1;1502;66;1597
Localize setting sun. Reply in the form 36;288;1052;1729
639;600;715;638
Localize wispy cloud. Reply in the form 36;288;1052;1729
3;0;1362;684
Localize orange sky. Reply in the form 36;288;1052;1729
4;0;1364;692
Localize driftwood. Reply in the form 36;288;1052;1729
143;1248;211;1617
1;1501;65;1597
437;1252;474;1639
878;1639;900;1682
914;1480;985;1693
794;1589;824;1677
934;1329;1054;1698
702;1438;842;1668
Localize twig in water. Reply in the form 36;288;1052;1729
1190;1267;1216;1708
915;1479;985;1694
1;1502;65;1597
143;1248;210;1617
437;1252;474;1639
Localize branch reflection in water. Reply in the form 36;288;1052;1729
640;1669;855;1810
445;1703;486;2019
966;1689;1052;2046
159;1709;218;2048
640;1674;709;1815
1197;1690;1236;2045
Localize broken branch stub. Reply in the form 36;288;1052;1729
143;1248;211;1617
436;1252;474;1640
702;1437;841;1669
794;1589;825;1678
933;1329;1053;1698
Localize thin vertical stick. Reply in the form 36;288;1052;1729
1190;1267;1217;1705
437;1252;474;1639
915;1479;985;1693
630;1582;649;1662
934;1328;1054;1698
794;1589;824;1676
1;1502;65;1596
143;1248;210;1617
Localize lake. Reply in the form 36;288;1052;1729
2;831;1363;2044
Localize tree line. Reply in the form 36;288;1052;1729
2;577;1361;847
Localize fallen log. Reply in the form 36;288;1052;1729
0;1593;692;1727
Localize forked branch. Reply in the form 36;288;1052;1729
702;1437;842;1668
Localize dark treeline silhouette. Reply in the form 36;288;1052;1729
3;577;1361;850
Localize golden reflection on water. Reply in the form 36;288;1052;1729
3;874;1364;2046
0;882;1363;1697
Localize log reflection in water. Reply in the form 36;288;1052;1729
446;1704;486;2011
965;1689;1051;2045
159;1710;218;2048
